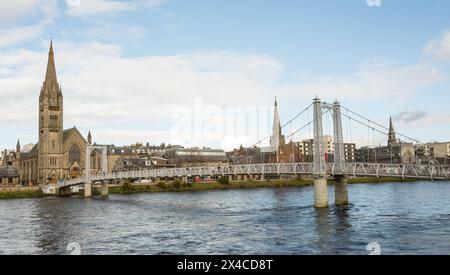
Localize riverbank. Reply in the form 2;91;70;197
0;177;426;199
108;176;421;195
0;188;44;199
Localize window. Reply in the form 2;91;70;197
50;115;58;128
69;144;81;163
49;158;57;166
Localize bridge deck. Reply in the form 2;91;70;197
59;162;450;188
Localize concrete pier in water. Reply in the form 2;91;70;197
334;175;348;206
84;182;92;198
314;177;328;208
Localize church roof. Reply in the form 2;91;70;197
0;166;19;178
63;127;88;144
20;127;86;160
22;143;39;158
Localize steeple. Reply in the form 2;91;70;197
388;117;397;146
270;97;283;152
38;39;64;185
45;39;58;85
16;139;21;160
87;131;92;145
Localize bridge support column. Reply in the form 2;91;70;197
228;175;232;182
182;176;188;183
314;177;328;208
101;181;109;198
261;174;265;181
243;175;248;181
334;175;348;206
56;186;71;197
84;182;92;198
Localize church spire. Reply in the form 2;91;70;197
87;131;92;145
270;97;282;152
45;39;58;85
388;116;397;146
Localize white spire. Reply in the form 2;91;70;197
270;97;281;151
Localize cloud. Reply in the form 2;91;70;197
280;62;446;102
79;25;147;42
66;0;167;17
424;30;450;61
0;39;448;150
0;24;46;48
0;0;58;48
0;0;58;23
392;110;428;123
0;0;40;23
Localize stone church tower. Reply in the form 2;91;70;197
38;41;64;184
388;116;397;146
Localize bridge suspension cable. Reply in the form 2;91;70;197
341;107;449;161
341;105;421;144
281;103;313;129
235;104;318;164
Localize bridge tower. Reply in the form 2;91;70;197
313;97;328;208
313;98;349;208
332;100;348;206
85;145;108;198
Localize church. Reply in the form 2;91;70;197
12;41;90;186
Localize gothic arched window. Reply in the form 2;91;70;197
69;144;81;163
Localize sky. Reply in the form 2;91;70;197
1;0;450;152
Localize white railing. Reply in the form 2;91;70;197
59;162;450;188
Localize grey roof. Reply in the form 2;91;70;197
0;166;19;178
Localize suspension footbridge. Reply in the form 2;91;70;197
55;97;450;208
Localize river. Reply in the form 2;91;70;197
1;181;450;255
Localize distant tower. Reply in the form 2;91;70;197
388;117;397;146
1;150;7;166
270;97;281;150
16;139;21;160
270;98;285;162
38;40;64;185
87;131;92;145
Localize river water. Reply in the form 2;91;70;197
1;181;450;255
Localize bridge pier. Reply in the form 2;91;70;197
314;177;328;208
101;181;109;198
334;175;348;206
84;182;92;198
56;186;71;197
260;174;265;181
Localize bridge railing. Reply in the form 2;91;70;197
59;162;450;187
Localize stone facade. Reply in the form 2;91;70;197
10;42;89;186
0;150;20;186
355;119;415;164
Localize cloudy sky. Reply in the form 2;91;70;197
1;0;450;152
